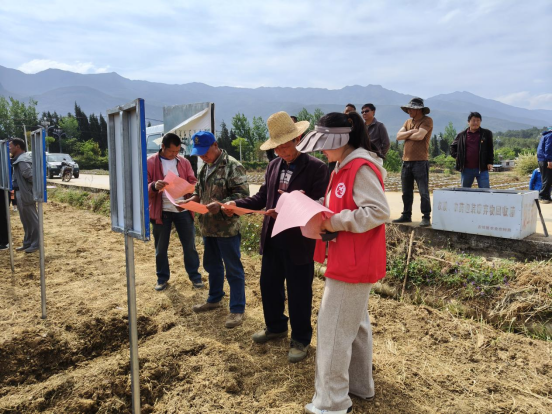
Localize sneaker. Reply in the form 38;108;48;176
252;328;288;344
0;244;8;251
154;282;168;291
289;340;309;363
225;312;244;328
192;281;205;289
304;403;353;414
392;215;412;223
420;217;431;227
24;246;39;253
539;199;551;204
15;246;29;252
192;301;223;313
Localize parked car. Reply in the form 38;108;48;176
46;153;80;179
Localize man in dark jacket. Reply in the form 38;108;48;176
9;138;39;253
450;112;494;188
226;111;329;363
536;129;552;203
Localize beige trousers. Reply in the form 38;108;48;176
312;278;374;411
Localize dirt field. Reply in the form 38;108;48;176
0;202;551;413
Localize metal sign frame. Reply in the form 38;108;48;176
0;140;14;272
30;128;48;318
0;140;12;191
30;128;47;203
107;98;150;241
106;98;150;414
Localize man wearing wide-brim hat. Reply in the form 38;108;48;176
393;97;434;227
226;111;329;363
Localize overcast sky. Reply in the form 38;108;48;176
1;0;551;109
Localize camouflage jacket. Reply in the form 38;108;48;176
194;150;249;237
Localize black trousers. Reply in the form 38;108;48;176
401;160;431;218
538;161;552;201
260;243;314;346
0;192;8;245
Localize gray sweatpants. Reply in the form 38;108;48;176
17;195;39;249
312;278;374;411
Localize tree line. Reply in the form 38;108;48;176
0;96;545;172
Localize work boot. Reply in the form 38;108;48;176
192;281;205;289
252;328;288;344
225;313;244;328
154;282;168;291
288;340;309;363
392;215;412;223
305;403;353;414
192;301;223;313
420;217;431;227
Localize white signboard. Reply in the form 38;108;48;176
107;98;150;241
432;188;538;239
0;140;12;190
30;128;47;202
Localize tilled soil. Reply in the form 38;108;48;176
0;202;550;413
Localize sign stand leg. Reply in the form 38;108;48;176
125;234;141;414
5;191;14;272
535;199;548;237
38;202;47;319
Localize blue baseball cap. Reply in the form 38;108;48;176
191;131;216;156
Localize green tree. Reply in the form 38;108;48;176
312;108;324;129
430;134;440;158
231;137;250;161
74;103;91;142
383;149;402;172
0;97;15;139
45;136;56;152
59;116;80;154
232;113;252;147
251;116;268;160
99;114;108;151
217;121;238;158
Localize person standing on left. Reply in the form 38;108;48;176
185;131;249;328
9;138;39;253
147;133;203;292
450;112;494;188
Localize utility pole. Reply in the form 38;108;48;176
22;125;28;150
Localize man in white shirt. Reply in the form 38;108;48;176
147;133;203;291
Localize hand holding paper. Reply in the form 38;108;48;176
272;191;334;239
163;171;195;198
164;190;209;214
218;201;268;216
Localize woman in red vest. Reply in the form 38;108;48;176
297;112;390;414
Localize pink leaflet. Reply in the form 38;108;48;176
164;171;195;199
271;190;333;239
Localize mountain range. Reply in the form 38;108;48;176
1;65;550;136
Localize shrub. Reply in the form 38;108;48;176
384;149;402;172
515;152;538;176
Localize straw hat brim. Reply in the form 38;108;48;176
260;120;311;151
401;106;430;115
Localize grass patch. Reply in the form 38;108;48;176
48;187;110;216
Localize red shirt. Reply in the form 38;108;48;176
465;129;480;169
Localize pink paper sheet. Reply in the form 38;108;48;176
164;171;195;198
272;191;333;239
216;202;267;216
164;190;209;214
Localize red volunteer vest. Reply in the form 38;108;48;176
314;158;386;284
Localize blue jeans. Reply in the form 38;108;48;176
203;234;246;314
152;211;202;285
461;169;490;188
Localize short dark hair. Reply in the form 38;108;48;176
10;137;26;152
468;112;482;122
317;112;370;151
345;103;356;110
362;103;376;112
290;116;298;123
162;133;181;148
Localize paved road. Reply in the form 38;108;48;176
50;175;551;237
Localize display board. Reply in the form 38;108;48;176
30;128;47;202
432;188;538;239
106;98;150;241
0;140;12;190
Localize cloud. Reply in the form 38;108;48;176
17;59;109;75
495;92;552;110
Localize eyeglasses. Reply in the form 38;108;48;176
361;110;371;114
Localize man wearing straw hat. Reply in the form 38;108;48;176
226;112;329;362
393;97;433;227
